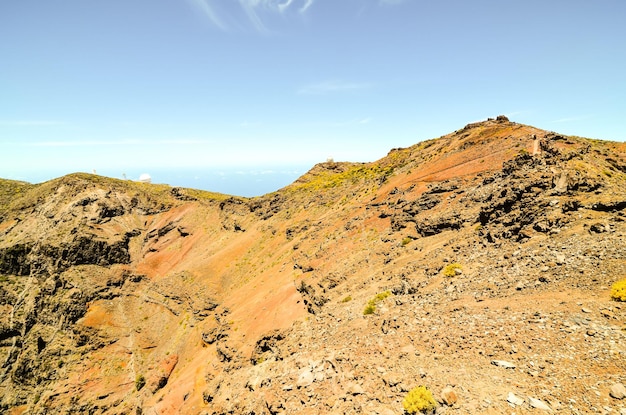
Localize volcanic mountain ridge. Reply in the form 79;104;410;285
0;116;625;415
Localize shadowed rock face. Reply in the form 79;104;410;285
0;236;131;276
0;118;625;414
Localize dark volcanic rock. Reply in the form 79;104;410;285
4;236;133;276
0;244;32;276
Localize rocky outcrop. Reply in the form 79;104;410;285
0;244;31;276
295;281;329;314
250;329;288;365
0;235;132;276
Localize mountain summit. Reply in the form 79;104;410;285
1;117;625;414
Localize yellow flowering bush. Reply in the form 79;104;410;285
402;385;437;414
611;279;626;302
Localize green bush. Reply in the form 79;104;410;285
363;291;391;315
442;263;462;277
135;374;146;391
341;295;352;303
363;303;376;315
403;385;437;414
372;291;391;302
611;279;626;301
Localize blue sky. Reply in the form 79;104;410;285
1;0;625;195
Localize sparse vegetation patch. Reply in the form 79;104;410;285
363;291;391;315
135;374;146;391
293;164;394;192
611;279;626;302
402;385;437;414
442;263;462;277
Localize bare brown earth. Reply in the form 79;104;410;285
1;117;625;414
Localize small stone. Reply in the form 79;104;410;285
589;223;606;233
296;369;314;388
246;376;262;391
398;382;410;393
400;344;417;356
491;360;516;369
601;309;614;319
314;370;326;382
43;276;59;294
586;329;596;336
610;383;626;399
383;372;402;387
529;397;552;411
582;307;592;313
507;392;524;406
441;386;458;406
347;382;365;396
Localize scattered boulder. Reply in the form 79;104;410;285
491;360;516;369
296;368;315;388
148;354;178;393
347;382;365;396
610;383;626;400
201;327;228;345
529;397;552;411
440;386;458;406
507;392;525;406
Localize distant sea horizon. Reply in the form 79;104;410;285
4;165;313;198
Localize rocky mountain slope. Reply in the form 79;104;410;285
1;116;625;415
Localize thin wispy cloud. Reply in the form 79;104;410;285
299;0;314;13
187;0;315;32
187;0;228;30
277;0;294;13
297;80;371;95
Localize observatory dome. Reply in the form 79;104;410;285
138;173;152;184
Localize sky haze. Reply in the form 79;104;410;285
2;0;625;195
